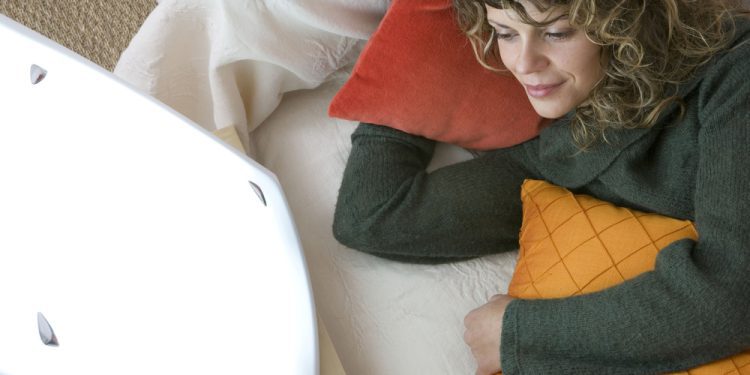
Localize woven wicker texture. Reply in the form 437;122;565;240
0;0;155;71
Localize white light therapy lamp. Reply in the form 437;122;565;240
0;14;318;375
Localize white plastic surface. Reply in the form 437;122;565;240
0;14;317;375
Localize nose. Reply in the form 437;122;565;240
513;39;549;74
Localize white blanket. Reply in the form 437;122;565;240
115;0;387;156
115;1;518;373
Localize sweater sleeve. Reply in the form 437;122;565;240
333;123;540;263
501;39;750;374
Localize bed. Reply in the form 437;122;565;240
114;1;522;373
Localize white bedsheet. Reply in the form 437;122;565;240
115;1;519;373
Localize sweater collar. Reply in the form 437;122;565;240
533;112;658;189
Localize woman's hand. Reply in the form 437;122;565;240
464;294;515;375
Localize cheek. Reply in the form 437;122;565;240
557;47;602;92
498;44;519;73
576;46;604;86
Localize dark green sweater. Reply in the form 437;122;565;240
333;18;750;374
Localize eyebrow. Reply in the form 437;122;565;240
487;14;569;29
487;20;512;29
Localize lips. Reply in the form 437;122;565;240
524;82;563;98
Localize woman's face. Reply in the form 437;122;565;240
485;2;604;119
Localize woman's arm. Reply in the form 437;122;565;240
333;123;539;263
500;42;750;374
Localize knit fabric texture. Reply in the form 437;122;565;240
333;17;750;374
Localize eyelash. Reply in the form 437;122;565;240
494;31;571;42
495;33;516;41
546;32;570;40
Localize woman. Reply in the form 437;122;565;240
333;0;750;373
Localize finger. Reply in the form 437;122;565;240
489;294;505;301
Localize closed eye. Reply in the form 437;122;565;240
495;31;517;41
545;31;571;41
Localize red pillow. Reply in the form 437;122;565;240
328;0;545;150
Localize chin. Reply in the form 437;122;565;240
530;103;571;120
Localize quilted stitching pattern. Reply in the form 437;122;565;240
507;179;750;375
511;179;698;299
672;352;750;375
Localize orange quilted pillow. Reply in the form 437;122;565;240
507;179;750;375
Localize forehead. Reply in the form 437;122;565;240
484;0;565;10
485;1;568;25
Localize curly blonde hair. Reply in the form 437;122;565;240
453;0;747;148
